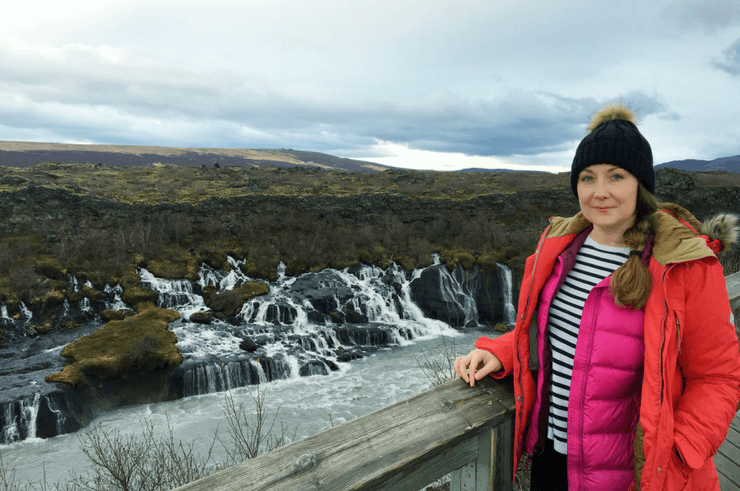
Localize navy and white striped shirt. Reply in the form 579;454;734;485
547;236;630;454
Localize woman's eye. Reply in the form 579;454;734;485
611;173;624;180
580;175;592;182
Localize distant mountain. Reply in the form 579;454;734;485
655;155;740;173
457;168;547;173
0;141;389;173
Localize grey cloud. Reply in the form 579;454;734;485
663;0;740;32
713;38;740;75
0;33;675;162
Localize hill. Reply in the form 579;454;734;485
655;155;740;172
0;141;388;173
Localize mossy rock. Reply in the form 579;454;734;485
494;323;511;332
82;285;100;301
35;321;54;334
189;310;213;324
45;307;182;387
476;253;501;271
34;257;66;280
43;290;65;308
145;248;199;281
121;286;158;307
46;365;86;387
100;309;126;322
117;269;142;289
203;283;270;317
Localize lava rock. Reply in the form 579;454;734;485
239;337;258;352
190;310;213;324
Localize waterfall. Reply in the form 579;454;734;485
103;284;133;312
1;394;41;444
498;264;517;325
1;256;519;444
78;297;92;313
19;302;32;324
436;267;478;327
138;268;207;319
181;360;261;397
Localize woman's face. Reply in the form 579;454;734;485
577;164;639;246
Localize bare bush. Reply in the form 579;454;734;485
65;418;216;491
413;335;460;387
217;387;295;466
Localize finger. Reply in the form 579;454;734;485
455;356;470;383
475;357;499;380
468;354;481;387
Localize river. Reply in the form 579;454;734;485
0;328;493;488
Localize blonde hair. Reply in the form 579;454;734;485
609;183;659;309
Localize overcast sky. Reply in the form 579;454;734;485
1;1;739;172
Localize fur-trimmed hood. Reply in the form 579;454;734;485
547;202;739;268
652;203;738;266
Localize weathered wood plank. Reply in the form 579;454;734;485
724;424;740;450
728;271;740;311
490;416;514;490
716;411;740;491
714;448;740;489
173;377;515;491
719;473;740;491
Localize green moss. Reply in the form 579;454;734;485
203;282;269;317
45;307;182;387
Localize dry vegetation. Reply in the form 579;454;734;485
0;163;567;317
0;162;570;203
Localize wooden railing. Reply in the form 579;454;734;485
174;271;740;491
729;271;740;311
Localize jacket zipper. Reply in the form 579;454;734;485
515;222;551;456
658;264;676;406
676;318;681;354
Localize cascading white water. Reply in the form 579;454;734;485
499;264;517;325
102;284;133;312
435;267;478;327
138;268;207;319
78;297;92;313
1;255;516;451
19;302;32;322
1;394;41;444
153;260;465;397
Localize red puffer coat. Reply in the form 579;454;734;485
474;205;740;490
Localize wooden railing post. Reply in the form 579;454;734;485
727;271;740;311
450;414;513;491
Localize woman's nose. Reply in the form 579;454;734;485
593;179;609;198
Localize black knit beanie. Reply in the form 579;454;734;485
570;104;654;197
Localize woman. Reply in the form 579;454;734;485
454;104;740;490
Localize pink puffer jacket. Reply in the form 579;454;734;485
522;228;645;490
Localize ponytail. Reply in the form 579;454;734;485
610;184;659;309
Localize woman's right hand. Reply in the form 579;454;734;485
454;349;503;387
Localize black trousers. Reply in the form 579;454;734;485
530;438;569;491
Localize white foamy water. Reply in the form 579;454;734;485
0;330;489;487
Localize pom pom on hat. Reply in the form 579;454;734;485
587;103;638;132
571;102;654;197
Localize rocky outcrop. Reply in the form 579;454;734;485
203;283;270;317
45;308;182;387
409;263;518;327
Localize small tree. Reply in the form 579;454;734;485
217;386;295;465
